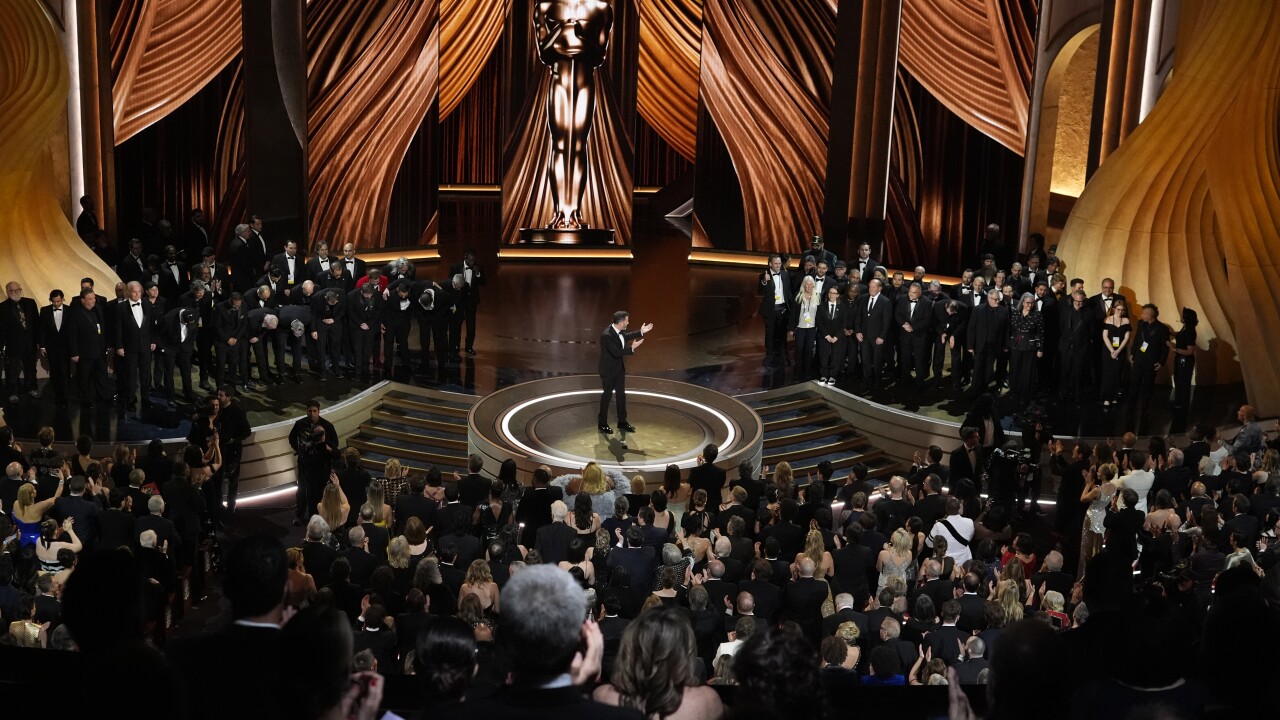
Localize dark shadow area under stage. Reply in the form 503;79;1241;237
1;195;1248;442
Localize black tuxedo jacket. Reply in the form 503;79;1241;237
346;289;384;331
116;253;147;284
112;300;154;353
64;302;105;358
815;299;847;338
854;292;892;340
966;303;1009;353
394;493;440;535
179;289;216;334
757;269;793;318
304;255;335;278
338;257;367;284
598;325;641;377
894;295;933;335
158;262;188;300
159;309;196;353
1059;305;1092;355
822;606;870;639
449;260;485;304
214;300;247;342
782;576;829;643
270;252;305;288
37;304;70;354
688;463;727;503
230;236;267;288
853;257;881;286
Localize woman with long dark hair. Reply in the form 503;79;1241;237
593;607;723;719
1169;307;1198;409
1099;297;1132;407
1007;293;1043;409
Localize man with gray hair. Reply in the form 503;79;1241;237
229;222;265;291
341;525;381;588
302;515;337;587
535;499;574;565
0;461;28;509
112;280;157;413
955;635;990;684
435;565;634;719
783;556;829;645
136;494;181;559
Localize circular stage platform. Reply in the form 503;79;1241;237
468;376;763;483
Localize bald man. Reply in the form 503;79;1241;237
783;556;829;645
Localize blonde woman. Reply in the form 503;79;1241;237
459;559;500;614
380;457;409;507
285;547;317;607
876;528;916;594
793;527;834;580
997;580;1024;625
367;481;392;527
1079;463;1117;576
788;275;820;380
772;461;794;499
12;473;66;547
316;474;350;539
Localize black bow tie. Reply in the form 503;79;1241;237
131;302;140;307
52;308;61;312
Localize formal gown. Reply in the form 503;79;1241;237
1099;323;1131;402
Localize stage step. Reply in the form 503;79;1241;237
370;408;466;434
762;409;839;431
342;386;478;477
753;395;826;417
764;423;857;448
382;393;471;419
357;423;469;452
349;437;468;467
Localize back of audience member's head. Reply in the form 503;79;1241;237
500;565;588;682
278;604;354;720
611;607;699;717
733;625;824;718
222;533;288;620
415;616;478;705
868;644;902;678
986;619;1065;720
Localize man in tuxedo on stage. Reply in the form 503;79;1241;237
66;289;112;407
894;282;933;387
854;278;892;382
966;289;1009;397
597;310;653;435
758;254;792;368
339;243;367;286
449;249;484;357
346;283;383;381
158;307;198;405
305;241;335;279
381;280;415;377
413;280;452;374
1;281;40;402
158;245;188;303
271;239;304;298
116;238;147;285
814;284;847;385
853;242;881;287
37;290;71;406
113;281;157;413
230;222;268;291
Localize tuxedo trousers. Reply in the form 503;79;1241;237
598;370;627;425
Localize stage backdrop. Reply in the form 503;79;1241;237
499;0;639;245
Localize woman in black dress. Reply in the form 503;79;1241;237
1099;298;1132;406
1007;293;1044;409
1169;308;1198;409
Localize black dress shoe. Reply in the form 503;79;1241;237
598;424;613;434
618;422;637;433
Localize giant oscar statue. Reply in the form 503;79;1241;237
532;0;613;235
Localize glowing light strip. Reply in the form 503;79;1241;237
65;0;84;207
233;484;299;507
498;390;737;471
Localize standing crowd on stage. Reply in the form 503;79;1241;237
0;203;486;414
756;228;1198;415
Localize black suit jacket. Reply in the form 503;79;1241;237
853;257;881;286
271;253;305;289
598;325;641;378
136;514;182;558
535;522;575;565
966;302;1009;353
458;473;490;508
98;508;136;550
815;298;847;339
822;606;870;639
116;253;147;284
161;478;206;540
37;304;70;355
854;292;892;340
158;262;188;301
894;295;933;335
688;463;727;504
0;296;39;353
230;236;267;289
949;444;981;484
304;255;335;278
738;578;782;623
782;577;829;644
929;624;966;665
758;269;793;318
339;257;368;284
158;308;198;352
956;593;987;633
214;300;247;343
53;495;101;547
831;543;875;602
111;298;153;351
449;260;485;304
395;493;439;535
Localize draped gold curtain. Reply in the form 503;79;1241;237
0;0;118;294
693;0;836;253
1056;0;1280;411
638;0;703;161
109;0;242;144
439;0;507;119
306;0;440;250
898;0;1033;154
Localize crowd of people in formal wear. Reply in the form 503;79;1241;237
5;396;1278;719
0;205;486;414
756;229;1199;414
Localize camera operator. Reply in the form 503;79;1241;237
289;400;337;527
1016;411;1052;517
985;441;1033;517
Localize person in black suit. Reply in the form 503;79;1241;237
157;308;198;404
535;501;576;565
381;280;415;376
178;281;218;391
229;223;264;291
783;557;830;647
757;254;792;368
271;239;305;297
411;279;452;375
346;284;383;380
312;289;346;377
52;475;102;549
161;460;207;567
928;600;966;665
157;245;188;303
955;573;988;633
290;401;338;526
215;385;252;523
192;246;231;291
1130;303;1171;410
894;282;933;387
966;288;1010;397
214;292;249;388
510;466;557;543
316;261;354;295
831;525;875;607
854;278;892;382
822;593;870;639
1058;290;1091;401
814;284;847;385
687;444;726;504
1;281;40;402
111;281;156;412
852;242;881;287
66;289;111;406
448;249;484;356
936;300;969;388
245;307;280;388
338;243;367;289
115;238;147;284
167;533;290;720
597;310;653;435
37;290;72;405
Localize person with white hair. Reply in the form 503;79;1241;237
433;565;636;719
112;279;157;413
136;494;181;559
535;499;575;565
